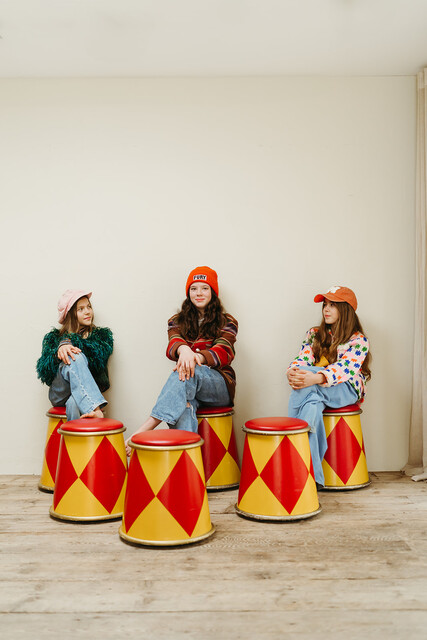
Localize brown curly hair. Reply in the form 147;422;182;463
175;291;226;341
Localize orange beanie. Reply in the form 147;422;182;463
186;266;219;296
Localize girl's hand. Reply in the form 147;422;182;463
194;352;206;366
175;345;198;381
57;344;82;365
287;368;326;389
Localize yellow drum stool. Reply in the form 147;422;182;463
197;406;240;490
50;418;127;522
119;430;215;546
236;417;321;521
322;404;370;490
39;406;67;493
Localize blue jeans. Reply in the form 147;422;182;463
151;365;231;433
48;352;107;421
288;366;358;485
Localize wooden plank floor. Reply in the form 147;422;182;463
1;472;427;639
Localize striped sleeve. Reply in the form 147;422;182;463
166;315;188;361
198;314;238;368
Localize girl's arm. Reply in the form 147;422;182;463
166;316;189;361
36;329;62;385
320;333;369;388
197;314;238;369
287;328;317;371
77;327;114;373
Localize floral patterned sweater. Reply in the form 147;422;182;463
287;327;369;401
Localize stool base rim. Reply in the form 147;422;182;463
322;479;371;491
118;524;216;547
49;507;123;523
38;482;54;493
207;482;240;492
234;504;322;522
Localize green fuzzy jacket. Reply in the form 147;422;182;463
36;327;114;392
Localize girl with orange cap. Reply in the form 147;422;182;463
286;286;371;486
37;290;113;421
126;267;238;454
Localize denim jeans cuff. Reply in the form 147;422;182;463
151;412;175;425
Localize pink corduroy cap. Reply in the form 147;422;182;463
58;289;92;324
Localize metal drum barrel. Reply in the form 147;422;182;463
50;418;127;521
197;406;240;491
321;404;370;490
236;417;321;521
119;430;215;546
39;406;67;493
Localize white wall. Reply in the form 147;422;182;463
0;77;415;474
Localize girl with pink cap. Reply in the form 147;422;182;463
286;286;371;486
36;290;113;421
125;266;238;454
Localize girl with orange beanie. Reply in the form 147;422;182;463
286;286;371;486
126;267;238;454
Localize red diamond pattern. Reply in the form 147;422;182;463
323;417;362;484
309;452;315;479
45;420;63;481
198;418;226;481
157;451;205;536
124;453;155;532
260;437;309;514
53;441;78;508
80;437;127;513
227;429;240;467
237;437;259;502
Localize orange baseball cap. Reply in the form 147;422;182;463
314;286;357;311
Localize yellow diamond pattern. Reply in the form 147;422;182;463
65;435;103;476
127;497;187;541
238;476;287;517
138;449;183;494
54;478;109;518
249;434;282;474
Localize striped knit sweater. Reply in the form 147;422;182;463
166;313;238;403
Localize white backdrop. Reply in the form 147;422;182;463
0;77;416;473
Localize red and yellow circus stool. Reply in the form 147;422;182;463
39;406;67;493
236;417;321;521
321;404;370;490
50;418;127;522
197;406;240;491
119;430;215;546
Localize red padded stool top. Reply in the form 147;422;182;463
244;417;308;432
61;418;124;433
47;406;66;417
131;429;201;447
196;406;233;416
323;404;361;414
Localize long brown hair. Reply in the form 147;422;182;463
176;290;226;342
59;296;95;337
312;301;371;381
